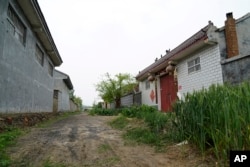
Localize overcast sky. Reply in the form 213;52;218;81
38;0;249;106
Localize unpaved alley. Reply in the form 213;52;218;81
7;112;213;167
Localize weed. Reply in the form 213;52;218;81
98;143;112;153
0;128;23;167
123;127;160;145
109;116;128;130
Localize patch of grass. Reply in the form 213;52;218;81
109;116;128;130
102;156;120;165
0;128;23;167
123;127;160;145
98;143;112;153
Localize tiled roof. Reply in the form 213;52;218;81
136;24;210;80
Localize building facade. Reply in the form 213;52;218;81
0;0;63;113
54;70;74;112
136;12;250;112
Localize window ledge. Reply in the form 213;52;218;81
221;54;250;65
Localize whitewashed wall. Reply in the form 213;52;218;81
139;80;158;107
177;45;223;96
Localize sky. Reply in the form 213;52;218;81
38;0;249;106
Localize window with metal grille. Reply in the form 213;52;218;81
48;62;53;76
188;57;201;74
35;45;44;66
7;5;26;44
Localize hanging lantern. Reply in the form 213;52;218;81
148;75;155;81
166;64;174;73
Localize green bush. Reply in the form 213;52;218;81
89;108;120;116
121;105;157;118
171;82;250;161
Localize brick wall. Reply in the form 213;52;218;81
225;13;239;58
177;45;223;95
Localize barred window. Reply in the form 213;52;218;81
48;62;53;76
188;57;201;74
35;45;44;66
7;5;26;44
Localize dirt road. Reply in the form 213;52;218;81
7;112;213;167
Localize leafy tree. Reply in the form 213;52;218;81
96;73;137;108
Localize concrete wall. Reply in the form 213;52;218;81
121;93;133;107
70;100;78;111
234;15;250;57
133;92;141;106
0;0;55;113
221;55;250;84
177;45;223;96
54;71;71;112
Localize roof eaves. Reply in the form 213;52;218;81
63;78;74;90
55;70;74;90
17;0;63;66
136;24;209;80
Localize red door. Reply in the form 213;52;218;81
160;74;177;112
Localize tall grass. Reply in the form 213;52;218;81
172;82;250;161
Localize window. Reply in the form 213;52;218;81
35;45;44;66
48;62;53;76
188;57;201;74
145;80;150;90
7;5;26;44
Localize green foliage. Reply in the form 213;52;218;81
123;128;160;145
109;116;129;130
95;73;137;108
70;90;83;111
121;105;157;118
0;128;23;167
89;108;120;116
98;144;112;153
171;82;250;161
121;106;140;118
143;111;169;133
